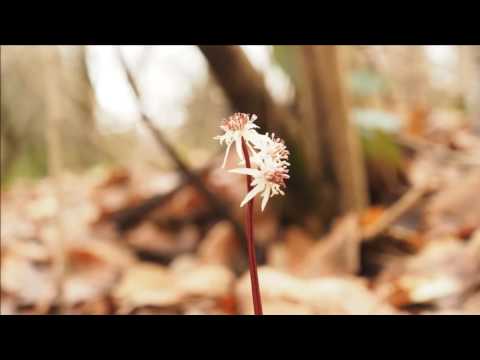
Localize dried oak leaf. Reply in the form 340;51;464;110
126;222;198;257
462;292;480;314
236;267;395;315
113;260;235;314
149;186;206;220
267;226;315;273
198;221;239;268
1;255;57;308
62;240;136;306
114;263;180;311
423;170;480;239
175;263;235;299
6;240;51;264
1;294;18;315
299;215;360;277
376;238;480;308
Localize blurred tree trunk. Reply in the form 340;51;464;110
395;47;430;136
458;46;480;133
1;46;50;183
41;45;99;170
197;46;298;140
43;46;64;177
1;46;100;184
299;46;369;216
472;46;480;131
59;45;100;169
199;45;368;234
64;46;96;129
467;46;480;132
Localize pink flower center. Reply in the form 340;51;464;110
265;168;290;187
265;134;290;162
220;113;250;132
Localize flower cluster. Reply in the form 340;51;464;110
215;113;290;211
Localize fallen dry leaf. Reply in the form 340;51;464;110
423;170;480;239
376;238;480;308
299;215;361;277
267;226;315;274
5;240;51;264
60;239;136;307
1;255;57;308
113;260;235;314
0;294;17;315
114;263;180;311
236;267;395;315
360;206;386;228
126;222;196;258
198;221;239;267
463;292;480;314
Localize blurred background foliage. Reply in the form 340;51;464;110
2;45;480;315
2;46;479;200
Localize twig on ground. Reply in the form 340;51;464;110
111;162;214;232
362;186;430;241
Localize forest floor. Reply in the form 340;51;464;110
1;123;480;315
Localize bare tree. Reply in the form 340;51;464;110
299;46;369;214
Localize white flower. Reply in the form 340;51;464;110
213;113;261;168
215;113;290;211
251;132;290;169
230;157;290;211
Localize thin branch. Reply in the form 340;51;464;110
111;160;214;232
362;186;430;240
395;133;480;166
116;48;246;245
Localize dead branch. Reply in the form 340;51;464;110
111;161;214;232
395;133;480;166
116;48;246;246
362;186;430;240
300;45;369;213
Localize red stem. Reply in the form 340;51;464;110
241;137;263;315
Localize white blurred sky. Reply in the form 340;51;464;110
425;45;459;87
86;45;293;133
85;45;456;133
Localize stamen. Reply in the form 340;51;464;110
265;168;290;188
220;113;252;132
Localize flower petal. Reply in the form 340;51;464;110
240;184;265;207
229;168;261;177
261;185;271;211
221;142;232;168
246;140;256;155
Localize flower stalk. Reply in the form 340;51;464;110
214;113;290;315
241;137;263;315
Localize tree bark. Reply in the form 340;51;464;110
198;46;299;140
300;46;369;214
